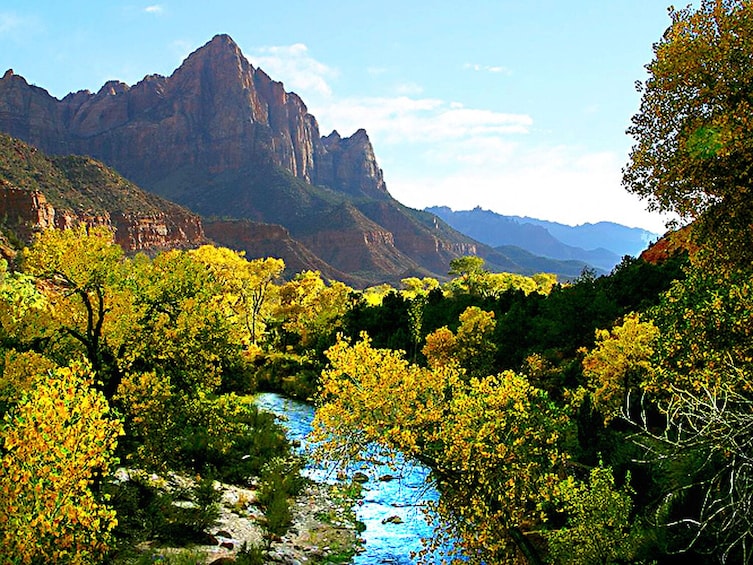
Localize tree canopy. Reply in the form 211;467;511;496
623;0;753;266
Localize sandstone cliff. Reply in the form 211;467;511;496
0;36;387;203
203;218;371;288
0;134;204;253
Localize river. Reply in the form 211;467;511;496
254;392;442;565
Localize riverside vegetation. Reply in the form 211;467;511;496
2;1;753;563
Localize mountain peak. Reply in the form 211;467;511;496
174;33;251;83
189;34;245;63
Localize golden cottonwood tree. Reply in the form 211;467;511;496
22;226;127;397
191;246;284;344
0;360;123;564
312;335;571;563
623;0;753;266
276;271;352;349
582;313;659;422
422;306;497;380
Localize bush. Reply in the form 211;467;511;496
252;352;321;400
235;542;267;565
257;457;306;536
105;472;221;551
120;387;291;485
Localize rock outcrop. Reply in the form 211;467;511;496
203;218;372;288
0;35;387;203
0;134;205;253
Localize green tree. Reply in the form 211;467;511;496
545;465;641;565
448;255;487;296
623;0;753;266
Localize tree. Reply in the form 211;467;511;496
421;306;497;380
123;249;241;393
545;465;642;565
312;335;572;563
0;360;123;563
628;375;753;563
448;255;487;296
22;227;126;398
191;246;284;344
276;271;352;350
623;0;753;265
582;313;659;422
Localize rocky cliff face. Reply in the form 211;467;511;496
0;134;205;253
0;186;204;252
203;218;370;287
0;36;387;202
0;35;497;284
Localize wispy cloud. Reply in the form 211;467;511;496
0;12;36;37
248;43;337;97
0;13;19;34
394;82;423;96
313;97;531;144
464;63;512;75
144;5;164;14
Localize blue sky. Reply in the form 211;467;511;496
0;1;686;233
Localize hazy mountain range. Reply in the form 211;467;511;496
427;206;660;273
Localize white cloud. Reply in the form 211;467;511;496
312;96;531;143
238;43;666;232
464;63;512;75
144;5;164;14
248;43;337;97
394;82;423;96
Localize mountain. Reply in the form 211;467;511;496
0;35;603;284
0;36;477;285
0;133;204;255
426;206;661;272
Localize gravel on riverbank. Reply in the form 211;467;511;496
131;475;363;564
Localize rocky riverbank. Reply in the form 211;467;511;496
122;469;363;564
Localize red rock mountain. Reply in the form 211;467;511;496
0;134;204;257
0;34;526;284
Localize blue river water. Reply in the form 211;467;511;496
254;392;442;564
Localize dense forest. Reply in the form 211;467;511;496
2;0;753;563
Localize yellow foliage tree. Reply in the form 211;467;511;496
276;271;352;349
581;313;660;422
0;360;123;564
313;335;571;563
191;246;284;344
423;306;497;379
22;226;127;398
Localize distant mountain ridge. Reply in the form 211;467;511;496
426;206;661;273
